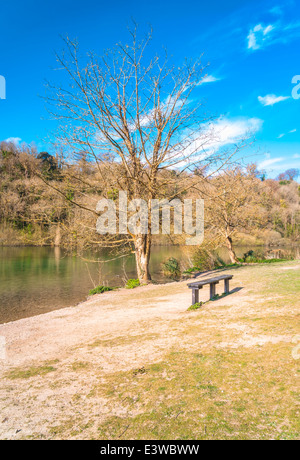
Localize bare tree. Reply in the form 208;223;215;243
204;166;261;263
277;169;300;182
45;27;248;282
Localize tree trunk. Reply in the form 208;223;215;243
54;223;61;247
226;235;239;264
134;234;152;283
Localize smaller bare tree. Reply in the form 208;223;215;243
204;166;261;263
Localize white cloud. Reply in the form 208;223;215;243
258;157;284;169
258;94;290;106
179;116;263;162
277;129;297;139
247;23;275;50
5;137;22;145
205;117;263;148
134;92;187;130
200;75;220;84
247;30;258;50
247;17;300;52
263;25;274;36
162;116;263;169
258;154;300;172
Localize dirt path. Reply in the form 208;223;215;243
0;279;194;370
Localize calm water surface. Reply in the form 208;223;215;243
0;246;186;324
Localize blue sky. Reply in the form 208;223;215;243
0;0;299;177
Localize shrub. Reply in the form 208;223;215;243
239;249;294;264
192;247;226;271
188;302;203;311
161;257;181;280
89;285;114;296
126;279;140;289
240;249;263;263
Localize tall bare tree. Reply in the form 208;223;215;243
46;27;246;282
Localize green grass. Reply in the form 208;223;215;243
93;345;299;440
71;361;90;371
6;360;59;380
188;293;230;311
240;258;292;264
183;266;202;274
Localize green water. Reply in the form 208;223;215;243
0;246;186;324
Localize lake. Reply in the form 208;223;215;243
0;245;187;324
0;244;298;324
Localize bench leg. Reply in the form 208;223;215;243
192;288;199;304
224;279;230;294
210;283;216;299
